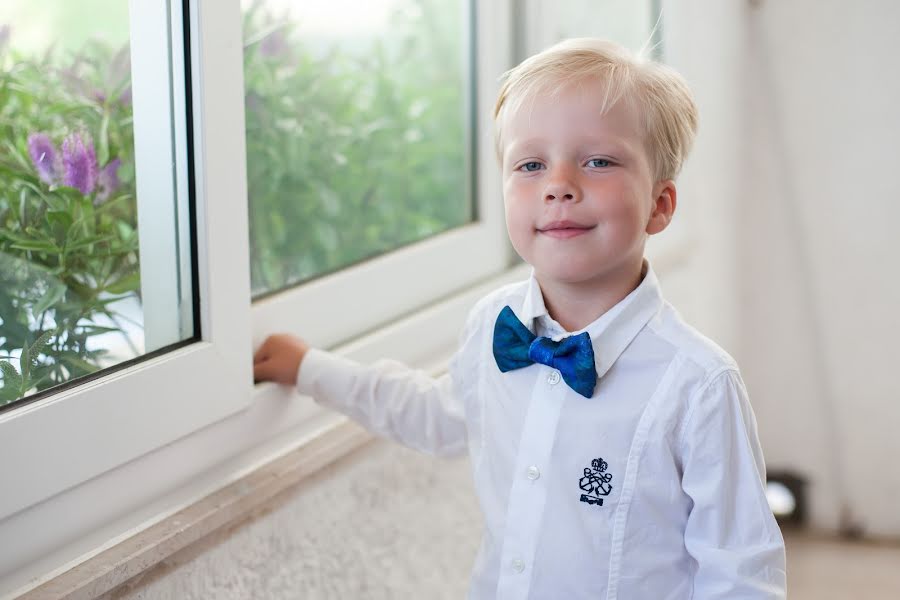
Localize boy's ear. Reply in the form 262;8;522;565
646;180;677;235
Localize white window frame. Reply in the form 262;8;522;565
0;0;516;595
0;0;254;589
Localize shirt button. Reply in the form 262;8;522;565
526;466;541;480
547;370;561;385
511;558;526;573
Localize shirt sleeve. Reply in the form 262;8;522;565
295;349;467;457
679;369;787;599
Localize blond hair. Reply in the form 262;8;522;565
493;38;698;181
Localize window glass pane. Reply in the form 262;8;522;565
243;0;474;297
0;1;194;409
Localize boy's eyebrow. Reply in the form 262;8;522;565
505;137;640;161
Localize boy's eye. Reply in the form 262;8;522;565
519;161;543;172
587;158;611;168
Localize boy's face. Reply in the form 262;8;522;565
499;78;673;291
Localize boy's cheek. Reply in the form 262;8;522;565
505;222;535;263
503;175;533;199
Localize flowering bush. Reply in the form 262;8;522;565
0;37;137;404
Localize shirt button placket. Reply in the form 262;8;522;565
496;359;564;598
511;558;526;573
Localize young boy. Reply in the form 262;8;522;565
254;38;787;599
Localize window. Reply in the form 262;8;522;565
0;0;253;587
0;0;512;593
0;0;195;410
243;0;475;297
248;0;509;351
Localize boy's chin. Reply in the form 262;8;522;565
534;265;607;286
533;260;639;288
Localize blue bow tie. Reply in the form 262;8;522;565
492;306;597;398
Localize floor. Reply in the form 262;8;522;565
786;528;900;599
97;439;900;599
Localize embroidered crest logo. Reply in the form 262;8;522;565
579;458;613;507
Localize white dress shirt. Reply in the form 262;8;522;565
297;264;787;599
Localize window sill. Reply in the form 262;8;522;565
16;419;373;600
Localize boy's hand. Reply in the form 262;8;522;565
252;334;310;386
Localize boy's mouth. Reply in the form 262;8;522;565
536;220;595;239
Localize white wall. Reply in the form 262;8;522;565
540;0;900;535
734;0;900;535
655;0;746;355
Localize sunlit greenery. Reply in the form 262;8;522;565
244;0;470;295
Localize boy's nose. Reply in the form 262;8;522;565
543;168;581;202
544;189;576;202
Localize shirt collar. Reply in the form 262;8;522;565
517;261;664;380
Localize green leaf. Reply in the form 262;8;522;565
58;354;100;376
0;386;22;405
20;342;31;381
29;330;55;362
0;360;23;395
78;325;120;336
9;238;61;252
47;210;74;244
116;220;134;241
104;271;140;294
65;234;114;252
32;282;67;315
18;330;55;382
98;112;111;166
47;210;74;230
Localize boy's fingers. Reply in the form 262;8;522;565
253;357;275;382
253;336;279;364
253;345;269;364
252;357;266;379
251;334;304;385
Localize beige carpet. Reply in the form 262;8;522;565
103;439;900;599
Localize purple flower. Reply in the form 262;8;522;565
61;133;98;195
28;133;61;185
95;158;122;205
